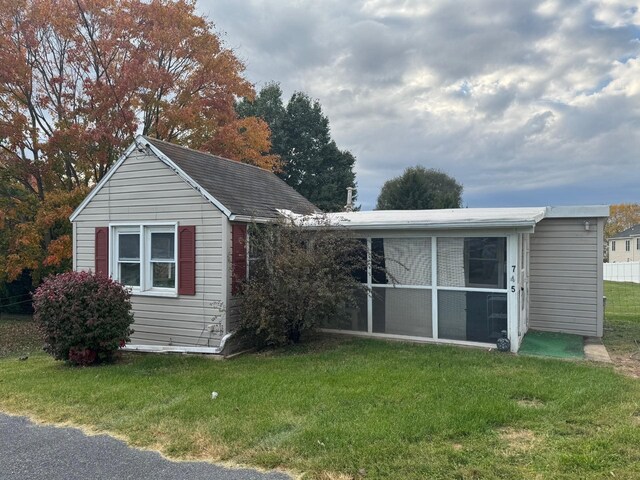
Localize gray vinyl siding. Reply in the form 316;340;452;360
529;218;603;336
73;150;226;348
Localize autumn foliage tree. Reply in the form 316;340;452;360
605;204;640;240
0;0;276;286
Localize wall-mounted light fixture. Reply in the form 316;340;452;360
584;221;590;231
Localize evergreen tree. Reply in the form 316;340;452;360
238;84;357;211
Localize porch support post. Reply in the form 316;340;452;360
507;233;520;352
431;237;438;339
367;237;373;333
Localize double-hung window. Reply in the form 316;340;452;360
112;224;177;295
626;240;631;252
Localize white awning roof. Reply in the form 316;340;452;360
277;205;608;230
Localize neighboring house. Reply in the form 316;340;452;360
608;225;640;263
71;136;609;354
70;135;318;353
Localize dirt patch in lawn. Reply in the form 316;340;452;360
317;472;355;480
185;428;231;461
498;428;539;454
515;397;545;408
610;354;640;379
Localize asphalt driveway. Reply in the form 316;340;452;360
0;413;291;480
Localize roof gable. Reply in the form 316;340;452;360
71;135;319;222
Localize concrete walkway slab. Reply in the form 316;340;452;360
584;337;613;363
0;413;291;480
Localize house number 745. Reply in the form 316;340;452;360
510;265;516;292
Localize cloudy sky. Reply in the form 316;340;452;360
199;0;640;210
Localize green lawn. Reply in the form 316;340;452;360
1;334;639;479
604;281;640;357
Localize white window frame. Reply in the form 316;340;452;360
626;240;631;252
612;241;616;251
637;238;640;250
109;222;179;297
114;226;142;290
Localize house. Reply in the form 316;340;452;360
70;135;319;353
71;136;609;354
608;225;640;263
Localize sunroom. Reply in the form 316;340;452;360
314;208;547;353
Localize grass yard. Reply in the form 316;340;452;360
1;335;639;479
603;281;640;376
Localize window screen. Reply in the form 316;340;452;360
321;288;368;332
372;238;431;285
118;233;140;287
150;231;175;288
372;288;432;337
438;290;507;342
437;237;506;289
151;232;174;259
437;238;465;287
466;237;506;288
350;238;368;284
119;234;139;260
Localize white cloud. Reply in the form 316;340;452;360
201;0;640;209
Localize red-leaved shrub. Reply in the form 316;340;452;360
33;271;134;366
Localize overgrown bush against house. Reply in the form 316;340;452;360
238;219;370;347
33;271;134;366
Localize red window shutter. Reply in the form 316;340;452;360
95;227;109;276
231;224;247;295
178;226;196;295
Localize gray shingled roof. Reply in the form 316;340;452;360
612;224;640;239
144;137;319;219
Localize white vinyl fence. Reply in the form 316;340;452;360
603;261;640;283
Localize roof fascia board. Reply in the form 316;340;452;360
139;136;233;218
69;141;139;222
545;205;609;218
302;221;537;232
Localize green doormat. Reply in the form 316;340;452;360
519;330;585;359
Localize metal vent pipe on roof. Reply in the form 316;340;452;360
345;187;354;212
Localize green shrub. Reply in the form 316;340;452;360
33;271;134;365
238;220;369;347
